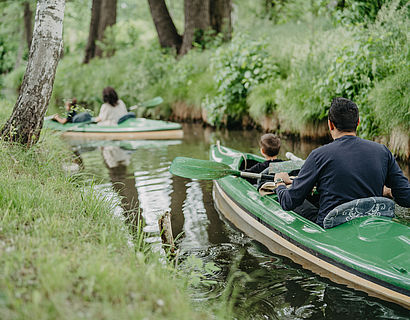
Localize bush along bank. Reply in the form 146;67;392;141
165;1;408;159
0;133;212;319
4;2;407;159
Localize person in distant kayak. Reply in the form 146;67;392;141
52;98;78;124
273;97;410;227
95;87;128;126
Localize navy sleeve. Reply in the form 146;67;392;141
384;148;410;207
276;153;319;210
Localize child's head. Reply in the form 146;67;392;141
65;98;77;111
259;133;281;159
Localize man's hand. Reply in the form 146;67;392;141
274;172;292;185
383;186;393;199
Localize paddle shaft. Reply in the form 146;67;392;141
239;171;275;181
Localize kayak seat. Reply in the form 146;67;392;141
323;197;395;229
118;112;136;124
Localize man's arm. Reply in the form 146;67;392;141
275;153;319;211
385;149;410;207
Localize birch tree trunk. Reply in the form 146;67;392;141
0;0;65;147
148;0;182;52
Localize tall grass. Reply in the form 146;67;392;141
0;132;210;319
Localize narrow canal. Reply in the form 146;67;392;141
71;123;409;319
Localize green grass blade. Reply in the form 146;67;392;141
170;157;239;180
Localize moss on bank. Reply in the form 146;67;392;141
0;133;210;319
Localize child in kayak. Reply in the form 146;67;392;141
244;133;283;184
52;98;78;124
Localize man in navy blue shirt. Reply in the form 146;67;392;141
274;97;410;227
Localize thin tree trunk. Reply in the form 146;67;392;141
0;0;65;147
179;0;211;56
95;0;117;58
210;0;231;41
14;29;25;70
84;0;102;64
147;0;182;52
23;1;33;50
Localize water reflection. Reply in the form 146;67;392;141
72;123;409;319
100;146;141;227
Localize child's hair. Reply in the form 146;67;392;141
69;98;77;108
259;133;281;157
65;98;77;109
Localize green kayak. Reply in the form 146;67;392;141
210;144;410;308
43;117;183;141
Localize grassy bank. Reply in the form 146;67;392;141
0;125;211;318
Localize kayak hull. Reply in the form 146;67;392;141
60;129;183;141
210;144;410;308
43;117;183;141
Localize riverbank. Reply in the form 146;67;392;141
0;131;213;319
39;1;408;161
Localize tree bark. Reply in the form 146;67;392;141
147;0;182;52
179;0;211;56
0;0;65;147
84;0;102;64
23;1;33;50
95;0;117;58
210;0;231;41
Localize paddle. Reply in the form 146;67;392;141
170;157;276;181
129;96;163;110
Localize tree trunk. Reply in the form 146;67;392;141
23;1;33;50
0;0;65;147
147;0;182;52
14;30;25;70
84;0;102;64
95;0;117;58
179;0;211;56
210;0;231;41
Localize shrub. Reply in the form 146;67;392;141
369;67;410;133
314;1;409;138
203;36;281;126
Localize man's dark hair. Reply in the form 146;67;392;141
102;86;119;106
328;97;359;132
260;133;281;157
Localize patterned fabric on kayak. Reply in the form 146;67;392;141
323;197;395;229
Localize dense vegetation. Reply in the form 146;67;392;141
1;1;408;153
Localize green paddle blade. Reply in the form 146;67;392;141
129;97;164;110
140;96;163;108
170;157;239;180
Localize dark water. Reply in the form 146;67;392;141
71;123;410;319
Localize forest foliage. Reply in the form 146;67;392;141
0;0;408;141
